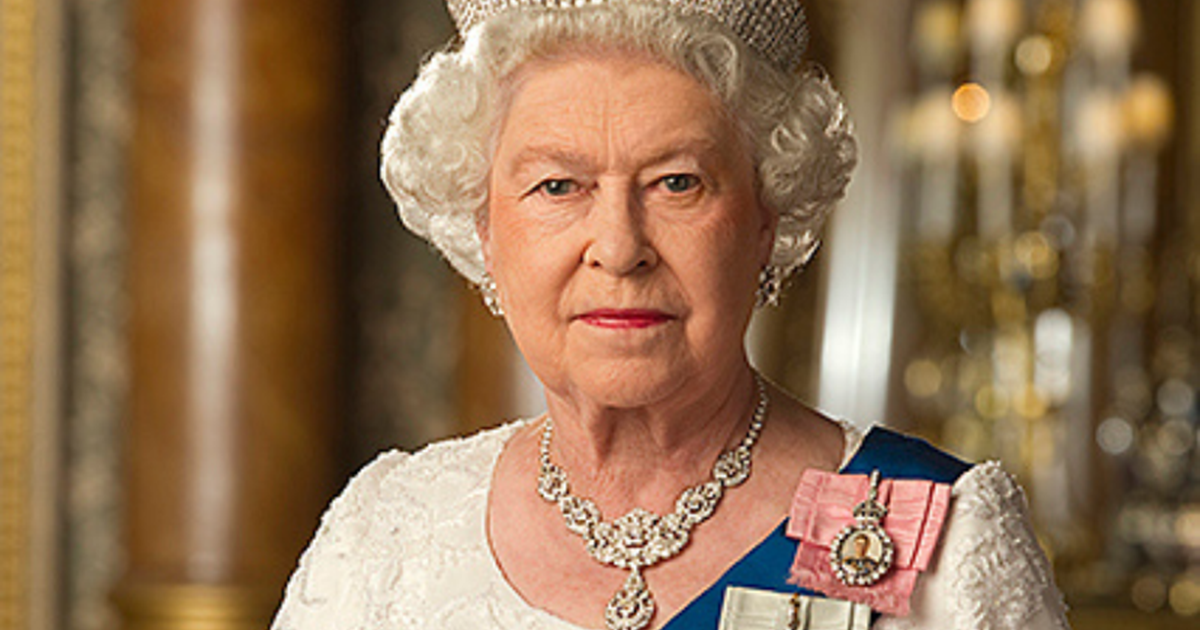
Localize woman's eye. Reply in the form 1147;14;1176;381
536;179;578;197
660;174;700;194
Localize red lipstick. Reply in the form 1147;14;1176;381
577;309;673;329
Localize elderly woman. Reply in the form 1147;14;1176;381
273;1;1070;629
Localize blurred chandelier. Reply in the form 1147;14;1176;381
893;0;1195;616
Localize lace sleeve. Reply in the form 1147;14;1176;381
271;450;410;630
874;462;1070;630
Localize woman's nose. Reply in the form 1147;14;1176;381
582;187;658;275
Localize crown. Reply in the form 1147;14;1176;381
444;0;809;72
852;499;888;522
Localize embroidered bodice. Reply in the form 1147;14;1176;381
271;422;1069;630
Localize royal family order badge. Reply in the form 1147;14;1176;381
828;470;894;586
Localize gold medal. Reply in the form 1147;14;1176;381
829;470;894;586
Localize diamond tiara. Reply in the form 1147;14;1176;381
444;0;810;72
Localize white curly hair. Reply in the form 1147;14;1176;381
380;1;856;288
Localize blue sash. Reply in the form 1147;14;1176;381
661;427;970;630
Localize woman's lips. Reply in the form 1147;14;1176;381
577;309;674;329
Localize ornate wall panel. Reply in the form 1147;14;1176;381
347;0;462;462
61;0;131;628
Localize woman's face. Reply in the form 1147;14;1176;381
482;51;775;409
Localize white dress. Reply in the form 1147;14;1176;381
271;422;1070;630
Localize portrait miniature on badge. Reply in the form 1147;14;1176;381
829;470;894;586
830;524;892;586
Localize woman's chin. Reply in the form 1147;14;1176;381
555;359;693;409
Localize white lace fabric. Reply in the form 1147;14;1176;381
272;422;1070;630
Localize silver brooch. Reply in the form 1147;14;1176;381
829;470;894;586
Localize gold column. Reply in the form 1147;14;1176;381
1;0;38;628
118;0;346;627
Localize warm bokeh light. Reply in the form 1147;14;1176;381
1125;74;1175;147
904;359;943;398
951;82;991;123
1016;35;1055;76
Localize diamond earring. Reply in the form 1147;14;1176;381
480;273;504;317
756;266;783;308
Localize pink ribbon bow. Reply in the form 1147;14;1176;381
786;470;951;616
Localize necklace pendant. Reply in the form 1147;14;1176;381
829;470;894;587
538;374;770;630
605;568;655;630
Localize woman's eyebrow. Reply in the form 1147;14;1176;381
627;137;728;177
501;135;725;179
503;145;594;177
637;137;722;166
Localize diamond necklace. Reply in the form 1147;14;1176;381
536;374;769;630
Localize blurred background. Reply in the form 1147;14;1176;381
2;0;1198;628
